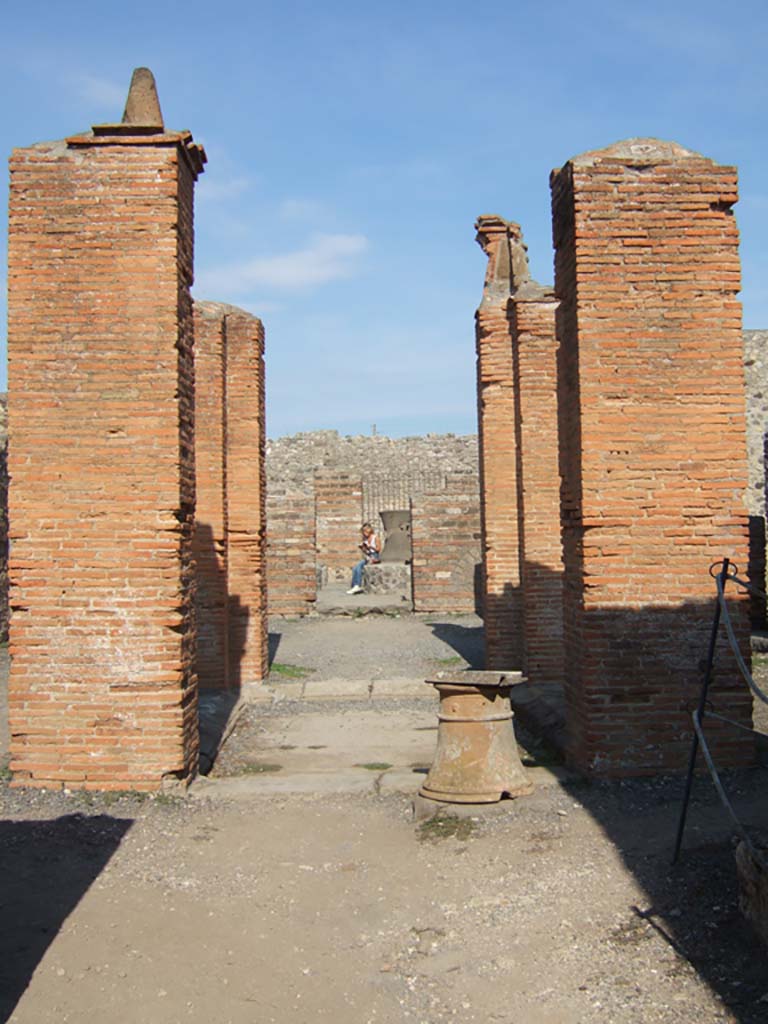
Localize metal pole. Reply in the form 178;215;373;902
672;558;729;864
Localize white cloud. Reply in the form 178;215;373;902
197;233;369;295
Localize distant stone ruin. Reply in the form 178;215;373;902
265;432;481;613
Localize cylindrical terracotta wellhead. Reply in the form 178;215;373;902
420;673;533;803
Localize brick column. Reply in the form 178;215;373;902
193;302;268;692
511;289;564;686
314;471;363;582
551;138;752;775
475;216;524;667
193;304;228;690
225;310;268;692
7;69;206;789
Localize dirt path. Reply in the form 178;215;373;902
3;777;768;1024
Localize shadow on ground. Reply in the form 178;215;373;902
0;813;132;1022
427;621;484;668
554;770;768;1022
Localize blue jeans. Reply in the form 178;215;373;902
351;559;367;588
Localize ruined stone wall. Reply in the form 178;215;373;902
411;473;481;613
7;118;205;790
551;138;752;776
266;431;478;488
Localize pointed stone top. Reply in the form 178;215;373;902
122;67;164;130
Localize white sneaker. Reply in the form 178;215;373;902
346;585;363;595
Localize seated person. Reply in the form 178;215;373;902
347;522;381;594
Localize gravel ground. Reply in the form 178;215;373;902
2;618;768;1022
2;774;768;1023
268;612;485;683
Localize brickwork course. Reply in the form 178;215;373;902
6;70;206;790
551;138;753;776
192;302;269;690
411;472;481;612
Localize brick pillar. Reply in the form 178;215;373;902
267;486;317;614
7;69;206;790
314;471;363;582
411;473;481;613
551;138;752;775
193;304;228;690
225;310;268;692
510;289;564;686
193;302;268;692
475;216;524;667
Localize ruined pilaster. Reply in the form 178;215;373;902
475;217;563;682
475;216;525;668
7;69;206;789
551;138;752;775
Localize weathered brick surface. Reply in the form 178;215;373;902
511;292;564;686
411;473;481;612
193;305;228;689
266;487;316;615
551;138;752;775
314;471;363;582
7;121;205;790
224;311;268;689
193;302;268;690
475;217;524;668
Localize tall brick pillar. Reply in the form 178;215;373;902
475;216;524;668
224;309;269;692
192;301;268;693
510;285;564;686
475;217;563;682
551;138;752;775
7;69;206;790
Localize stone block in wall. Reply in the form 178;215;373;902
6;75;206;790
411;473;481;613
551;137;752;776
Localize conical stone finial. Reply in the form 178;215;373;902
122;67;164;130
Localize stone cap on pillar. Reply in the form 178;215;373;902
67;66;206;178
555;137;718;173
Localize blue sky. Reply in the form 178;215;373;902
2;0;766;438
